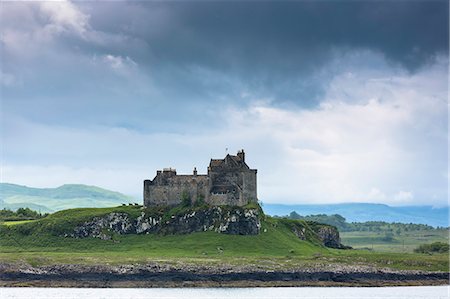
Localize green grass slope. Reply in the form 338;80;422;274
0;183;135;212
0;205;447;272
0;205;324;257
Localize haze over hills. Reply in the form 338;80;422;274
1;183;448;227
0;183;135;213
263;203;449;228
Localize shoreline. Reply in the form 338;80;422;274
1;263;448;288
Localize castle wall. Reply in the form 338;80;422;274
242;170;257;204
207;193;230;205
144;175;209;207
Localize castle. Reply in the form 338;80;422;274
143;150;257;207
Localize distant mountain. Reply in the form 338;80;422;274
0;183;135;212
262;203;449;227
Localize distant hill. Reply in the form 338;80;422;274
0;183;135;213
263;203;449;227
2;183;447;227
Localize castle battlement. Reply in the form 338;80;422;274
143;150;257;207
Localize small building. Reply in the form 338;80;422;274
143;150;257;207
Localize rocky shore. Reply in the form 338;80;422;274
1;262;448;288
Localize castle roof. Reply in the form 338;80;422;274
210;159;223;167
209;154;248;169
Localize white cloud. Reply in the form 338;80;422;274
212;56;447;205
39;0;90;37
394;191;414;202
367;188;387;201
99;54;138;75
1;1;91;59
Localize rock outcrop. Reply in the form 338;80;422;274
288;221;347;249
70;206;261;240
71;213;135;240
314;226;342;249
68;205;346;249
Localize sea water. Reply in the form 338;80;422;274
1;286;449;299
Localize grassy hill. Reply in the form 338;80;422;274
0;205;447;272
0;183;135;212
0;205;325;265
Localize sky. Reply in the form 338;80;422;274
1;0;448;206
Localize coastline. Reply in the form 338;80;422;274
1;263;448;288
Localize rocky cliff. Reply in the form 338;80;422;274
286;219;348;249
313;225;343;248
70;206;261;239
67;204;345;249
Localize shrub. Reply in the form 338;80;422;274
195;194;205;207
0;208;47;221
181;191;192;207
381;232;395;242
414;242;449;254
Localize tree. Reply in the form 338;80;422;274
289;211;301;219
381;232;395;242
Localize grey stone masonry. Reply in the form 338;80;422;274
143;150;257;207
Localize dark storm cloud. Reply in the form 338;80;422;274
79;0;449;104
88;1;448;67
146;1;447;68
2;0;448;130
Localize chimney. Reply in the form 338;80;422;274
237;149;245;162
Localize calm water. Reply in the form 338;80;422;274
1;286;449;299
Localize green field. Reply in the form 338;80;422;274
341;230;449;253
0;206;448;272
1;220;36;226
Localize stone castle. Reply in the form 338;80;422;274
143;150;257;207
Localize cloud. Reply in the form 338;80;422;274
0;1;90;54
367;188;387;201
2;55;447;205
226;57;447;205
394;191;414;202
99;54;138;75
1;2;447;206
3;1;447;113
39;0;90;37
